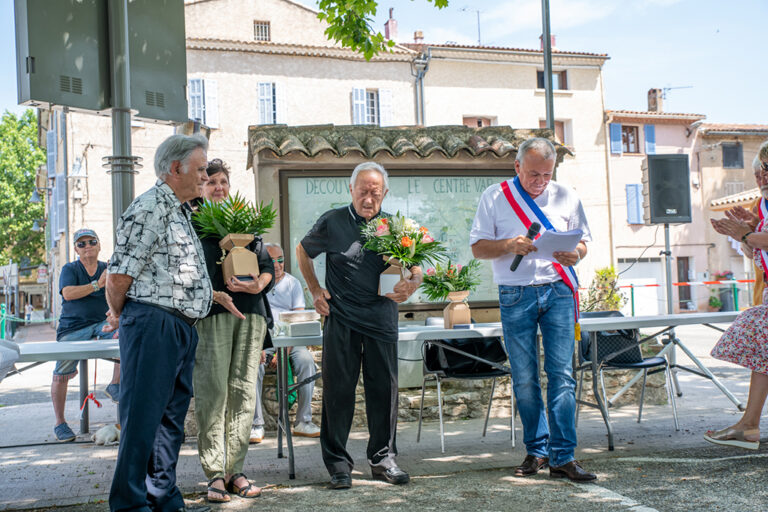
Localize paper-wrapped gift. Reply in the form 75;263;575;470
219;233;260;282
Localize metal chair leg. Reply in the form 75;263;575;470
417;377;427;443
665;363;680;431
437;376;445;453
483;378;496;437
638;369;648;423
575;368;584;427
599;369;611;422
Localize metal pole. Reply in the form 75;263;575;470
630;284;635;316
107;0;136;233
732;282;738;311
664;223;682;395
540;0;555;130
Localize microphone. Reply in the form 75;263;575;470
510;222;541;272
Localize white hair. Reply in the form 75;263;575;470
350;161;389;191
515;137;556;163
759;139;768;164
264;242;282;253
154;134;209;179
753;155;763;173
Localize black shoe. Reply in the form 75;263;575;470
371;465;410;485
514;455;549;477
174;506;211;512
549;460;597;482
329;472;352;489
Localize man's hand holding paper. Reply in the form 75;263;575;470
531;229;584;264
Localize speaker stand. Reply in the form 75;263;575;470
662;223;682;396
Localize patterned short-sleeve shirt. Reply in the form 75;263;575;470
108;180;213;318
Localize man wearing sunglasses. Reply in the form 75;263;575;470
251;243;320;443
51;228;120;442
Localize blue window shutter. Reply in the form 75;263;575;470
644;124;656;154
626;184;643;224
609;123;622;154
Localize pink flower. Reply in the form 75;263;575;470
456;264;463;271
426;268;436;276
422;234;434;243
376;224;390;236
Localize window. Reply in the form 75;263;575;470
724;182;745;196
722;142;743;169
622;125;639;153
253;21;271;41
352;87;393;126
463;117;494;128
258;82;277;124
187;78;219;128
538;119;567;145
537;70;568;90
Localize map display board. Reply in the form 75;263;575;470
285;173;510;304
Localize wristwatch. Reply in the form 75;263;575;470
91;280;99;292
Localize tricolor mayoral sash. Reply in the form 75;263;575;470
756;198;768;272
500;177;582;340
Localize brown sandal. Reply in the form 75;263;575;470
226;473;262;498
703;427;760;450
206;477;230;503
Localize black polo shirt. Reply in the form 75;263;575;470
301;204;398;342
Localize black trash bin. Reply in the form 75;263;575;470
719;288;735;311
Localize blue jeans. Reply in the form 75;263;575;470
53;320;113;378
499;281;577;467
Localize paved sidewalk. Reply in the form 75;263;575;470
1;323;765;511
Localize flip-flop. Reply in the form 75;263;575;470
226;473;262;498
207;477;230;503
703;427;760;450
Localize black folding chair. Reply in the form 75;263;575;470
575;311;679;448
416;318;515;453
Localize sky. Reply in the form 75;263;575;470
1;0;766;124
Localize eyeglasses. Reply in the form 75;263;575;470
754;163;768;180
272;257;284;263
76;240;99;248
761;161;768;173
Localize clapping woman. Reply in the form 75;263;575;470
193;159;274;501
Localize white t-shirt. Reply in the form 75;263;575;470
266;273;306;316
469;179;592;286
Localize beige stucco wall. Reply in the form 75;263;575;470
185;0;334;47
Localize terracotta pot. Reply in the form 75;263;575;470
218;233;260;282
444;290;471;328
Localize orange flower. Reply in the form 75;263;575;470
400;236;413;248
419;226;428;234
380;218;389;225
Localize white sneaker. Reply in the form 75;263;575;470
249;426;265;444
293;421;321;438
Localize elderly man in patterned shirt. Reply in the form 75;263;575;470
106;134;240;512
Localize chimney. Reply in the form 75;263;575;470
384;8;398;41
413;30;424;44
648;88;663;112
539;34;557;51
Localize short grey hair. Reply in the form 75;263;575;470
154;134;209;179
759;140;768;164
350;161;389;191
753;155;763;173
515;137;556;163
264;243;283;253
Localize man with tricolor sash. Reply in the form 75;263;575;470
470;137;596;482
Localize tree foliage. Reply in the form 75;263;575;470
317;0;449;60
0;109;46;266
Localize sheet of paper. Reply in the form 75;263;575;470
532;229;583;262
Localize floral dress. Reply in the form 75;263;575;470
710;223;768;375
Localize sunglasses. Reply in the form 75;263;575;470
761;161;768;173
76;240;99;248
272;257;284;263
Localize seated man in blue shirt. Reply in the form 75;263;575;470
51;229;119;442
251;243;320;443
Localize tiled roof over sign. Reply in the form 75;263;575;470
710;187;761;210
700;123;768;134
402;42;607;58
247;125;569;167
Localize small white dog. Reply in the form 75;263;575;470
92;424;121;446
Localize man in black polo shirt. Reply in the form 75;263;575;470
296;161;423;489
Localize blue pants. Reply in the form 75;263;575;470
109;301;199;512
499;281;577;467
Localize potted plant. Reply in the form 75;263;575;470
193;192;277;281
421;259;481;328
708;295;723;312
361;212;445;295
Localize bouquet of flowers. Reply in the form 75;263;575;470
193;192;277;239
420;259;482;301
361;212;445;269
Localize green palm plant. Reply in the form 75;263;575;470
420;259;482;301
193;192;277;239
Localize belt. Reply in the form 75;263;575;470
136;301;199;327
529;280;562;287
